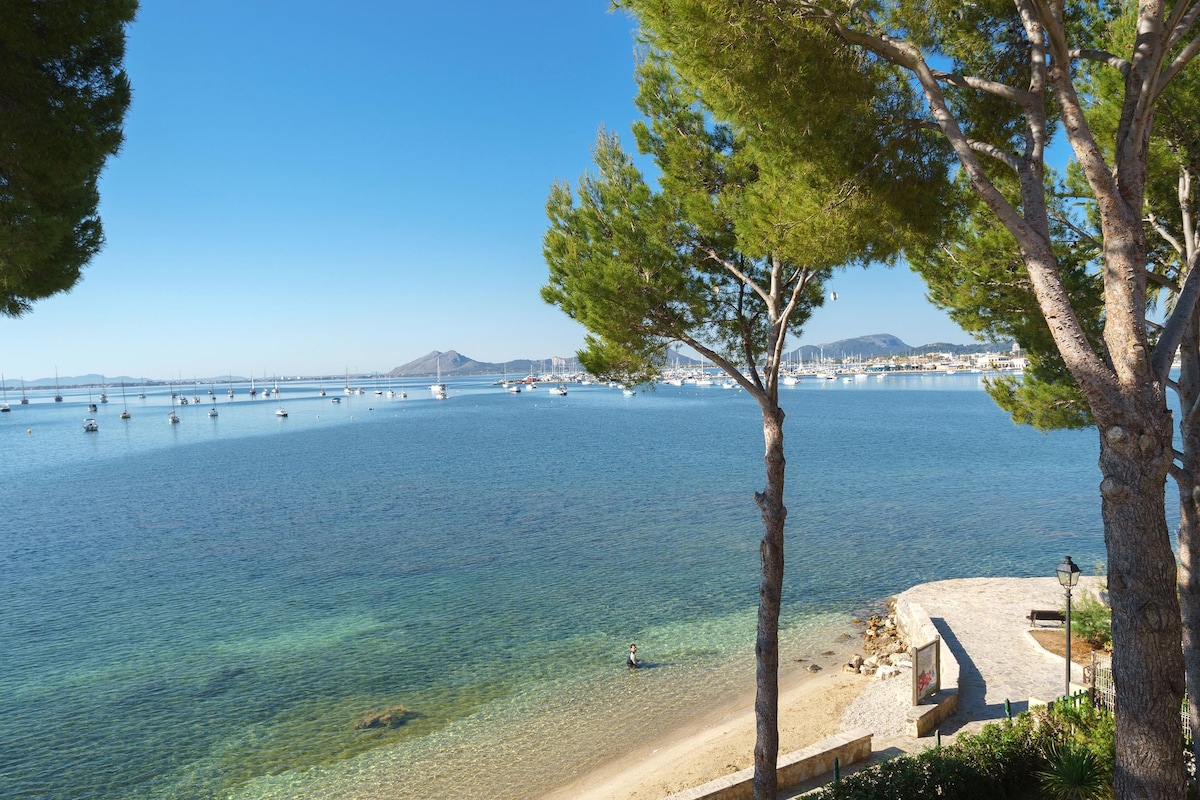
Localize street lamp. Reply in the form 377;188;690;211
1057;555;1082;696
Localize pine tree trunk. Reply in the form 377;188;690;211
1098;403;1187;800
1175;318;1200;771
752;404;786;799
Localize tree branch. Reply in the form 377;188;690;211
1153;252;1200;380
1164;0;1200;52
931;69;1035;105
1157;32;1200;101
1070;48;1131;75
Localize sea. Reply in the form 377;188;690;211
1;372;1114;799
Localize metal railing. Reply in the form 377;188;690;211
1089;652;1192;745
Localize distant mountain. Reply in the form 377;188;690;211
791;334;1012;361
388;351;569;378
23;374;153;389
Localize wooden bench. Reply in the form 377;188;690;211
1028;609;1065;626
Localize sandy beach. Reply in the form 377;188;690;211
540;576;1094;800
540;640;871;800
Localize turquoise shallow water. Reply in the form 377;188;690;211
1;374;1109;798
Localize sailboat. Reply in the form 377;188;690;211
0;373;9;412
54;367;63;402
274;380;287;417
430;357;447;399
19;376;28;404
119;381;131;419
99;377;108;404
228;374;235;398
344;369;353;395
168;382;180;423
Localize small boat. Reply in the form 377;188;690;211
83;417;99;432
331;397;341;404
547;384;567;396
274;381;287;417
430;357;447;399
208;407;219;418
319;386;327;397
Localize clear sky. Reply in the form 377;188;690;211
1;1;969;382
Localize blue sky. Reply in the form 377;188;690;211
1;1;969;381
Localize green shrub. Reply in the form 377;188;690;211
1037;741;1112;800
810;702;1117;800
1070;589;1111;650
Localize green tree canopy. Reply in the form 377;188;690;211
0;1;137;316
618;2;1200;798
543;50;953;798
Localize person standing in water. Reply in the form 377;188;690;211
627;643;638;668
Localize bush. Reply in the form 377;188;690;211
1070;589;1112;650
810;701;1115;800
1037;741;1112;800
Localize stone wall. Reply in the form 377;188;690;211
894;599;959;737
661;729;873;800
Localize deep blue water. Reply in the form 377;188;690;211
0;374;1110;798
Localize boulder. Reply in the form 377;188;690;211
355;704;412;729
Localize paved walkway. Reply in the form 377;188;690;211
899;576;1095;733
784;577;1100;797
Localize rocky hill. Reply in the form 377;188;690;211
793;333;1011;361
388;351;562;378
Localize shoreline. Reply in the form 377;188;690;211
539;638;868;800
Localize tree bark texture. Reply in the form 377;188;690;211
752;403;786;800
1097;400;1187;800
1176;314;1200;768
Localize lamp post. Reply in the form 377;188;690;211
1056;555;1081;696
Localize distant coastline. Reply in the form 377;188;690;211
19;333;1015;388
